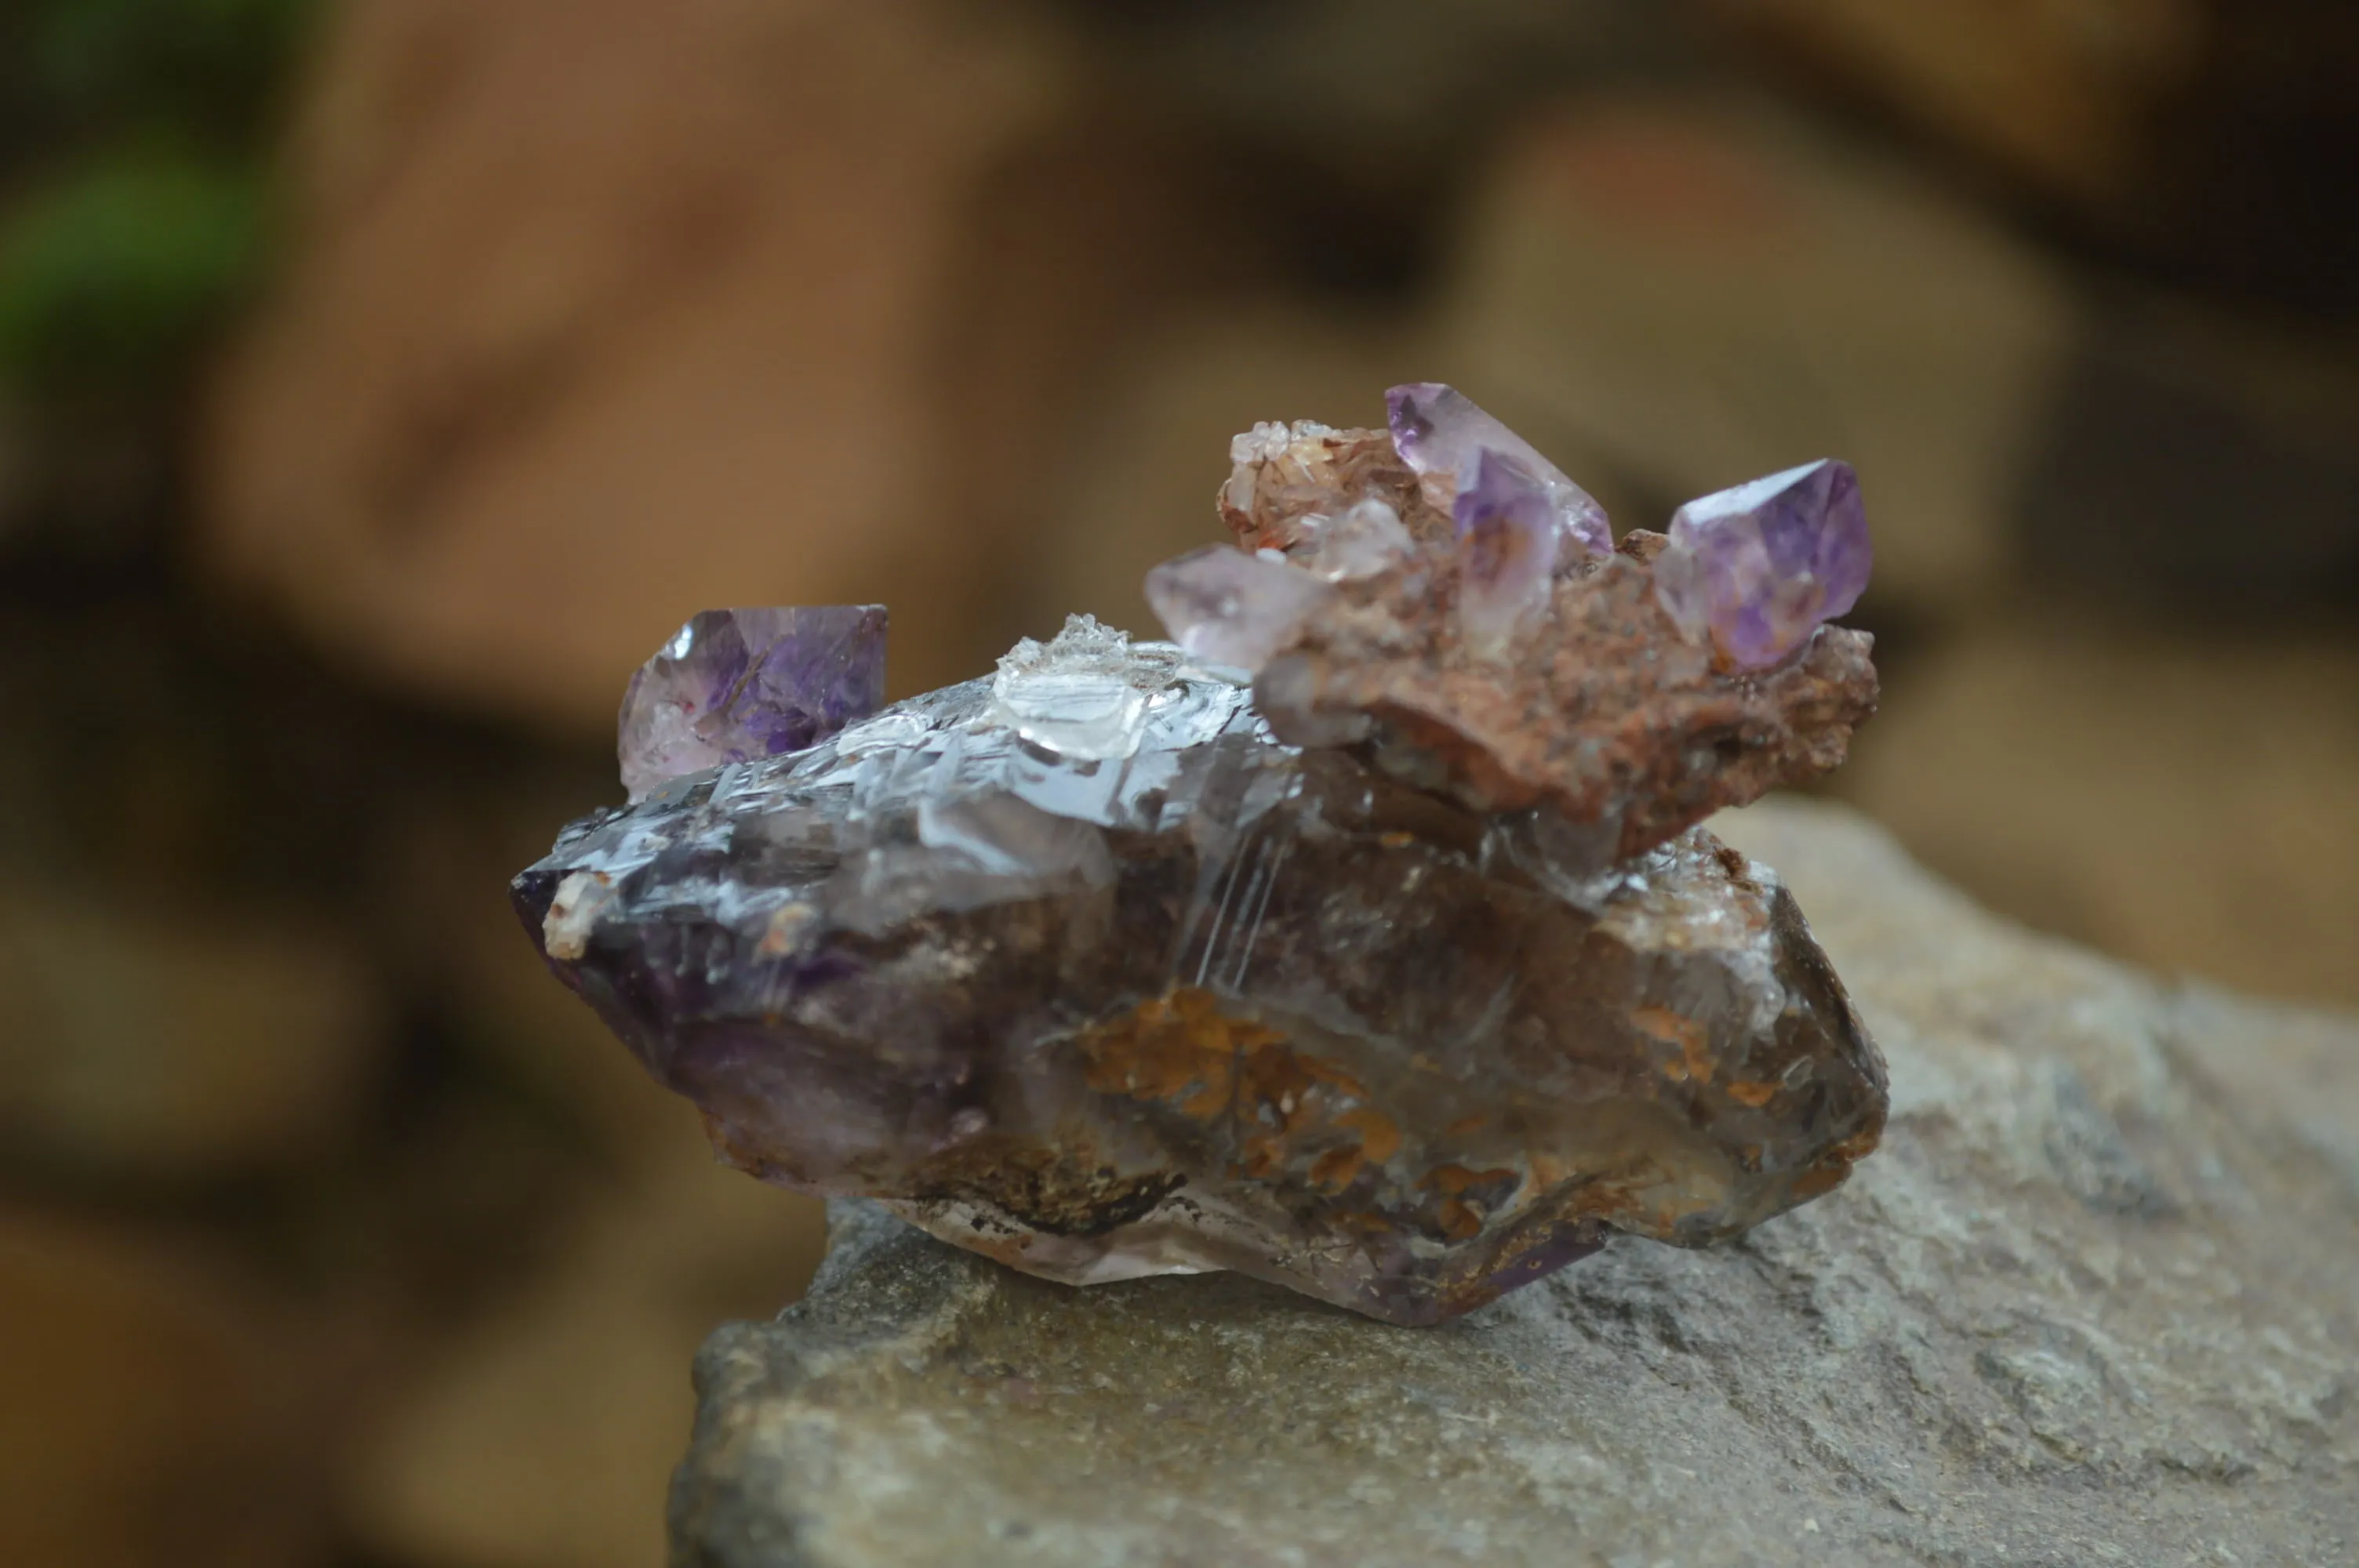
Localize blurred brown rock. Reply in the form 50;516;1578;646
1715;1;2359;312
373;764;695;1162
926;113;1282;659
1057;0;1680;197
1438;98;2073;616
1713;0;2205;200
1038;308;1427;637
0;1212;319;1568
1840;621;2359;1009
0;886;380;1177
2018;289;2359;607
205;0;1065;726
347;1134;825;1568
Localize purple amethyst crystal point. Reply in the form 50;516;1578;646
1386;382;1612;564
1453;448;1558;655
1654;460;1871;670
1144;544;1335;673
617;604;886;800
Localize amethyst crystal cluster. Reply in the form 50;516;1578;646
516;386;1886;1327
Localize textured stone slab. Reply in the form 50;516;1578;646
671;799;2359;1567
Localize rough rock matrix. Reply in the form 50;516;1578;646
670;801;2359;1568
1203;407;1877;860
520;385;1889;1324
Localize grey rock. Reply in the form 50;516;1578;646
671;799;2359;1567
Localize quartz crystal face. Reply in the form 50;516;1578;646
521;619;1888;1327
527;391;1889;1327
1143;546;1334;673
618;605;886;801
1386;382;1612;566
1654;460;1872;670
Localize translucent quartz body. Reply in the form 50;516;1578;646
522;622;1886;1325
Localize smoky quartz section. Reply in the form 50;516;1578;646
516;618;1885;1326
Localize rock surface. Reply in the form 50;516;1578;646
671;797;2359;1567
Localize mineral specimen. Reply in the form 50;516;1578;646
1654;459;1873;670
617;605;886;801
519;389;1888;1327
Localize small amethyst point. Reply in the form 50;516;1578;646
618;605;887;800
1653;460;1870;670
1144;545;1333;673
1454;449;1557;655
1385;382;1612;564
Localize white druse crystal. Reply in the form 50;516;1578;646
987;615;1180;760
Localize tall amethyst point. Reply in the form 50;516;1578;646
1454;449;1557;655
618;605;887;800
1144;545;1334;673
1653;460;1871;670
1386;382;1612;564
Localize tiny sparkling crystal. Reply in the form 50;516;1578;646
1386;382;1612;564
1654;460;1871;670
617;605;885;800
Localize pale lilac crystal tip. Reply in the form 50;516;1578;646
1385;382;1612;564
1144;545;1333;673
618;605;886;800
1454;449;1557;655
1653;460;1871;670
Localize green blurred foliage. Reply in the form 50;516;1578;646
0;143;265;392
0;0;316;395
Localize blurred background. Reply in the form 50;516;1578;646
1;1;2354;1563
